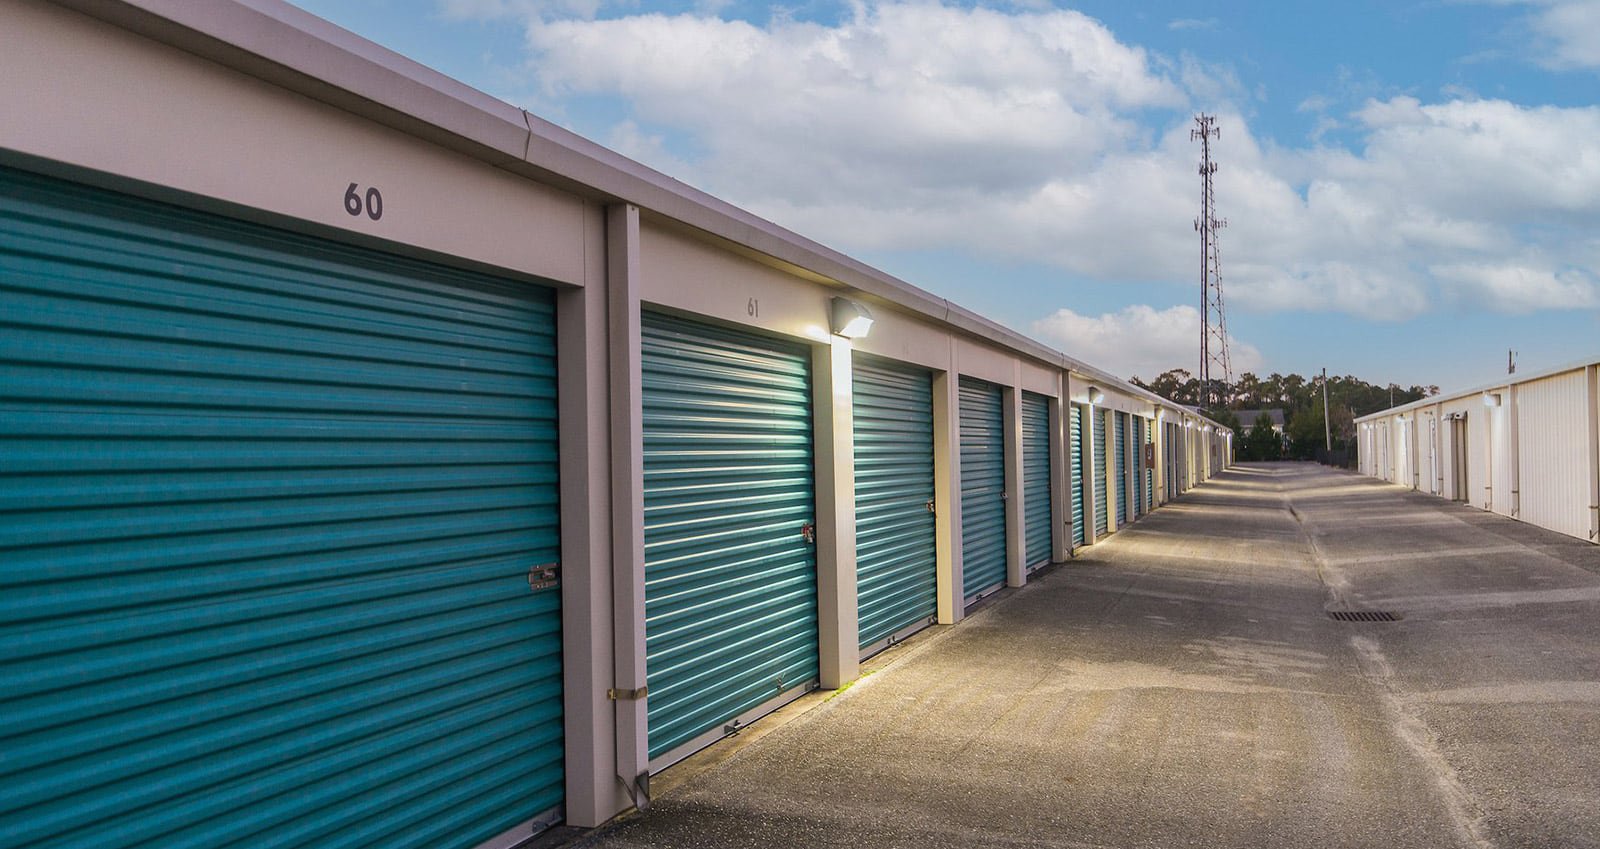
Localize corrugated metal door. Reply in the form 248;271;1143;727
1517;372;1590;539
0;166;564;849
1070;403;1085;546
959;377;1007;601
852;356;937;652
1093;410;1109;536
1132;417;1144;517
1114;411;1128;525
1397;418;1412;488
1166;422;1179;498
640;312;819;766
1021;392;1053;569
1145;419;1155;510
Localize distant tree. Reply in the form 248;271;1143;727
1245;413;1281;460
1132;369;1201;407
1285;402;1327;459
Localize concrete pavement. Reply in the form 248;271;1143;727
576;463;1600;849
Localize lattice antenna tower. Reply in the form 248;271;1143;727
1192;113;1230;410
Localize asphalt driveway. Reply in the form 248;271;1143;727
574;463;1600;849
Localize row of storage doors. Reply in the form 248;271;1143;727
641;344;1059;766
3;166;1166;846
1068;403;1164;544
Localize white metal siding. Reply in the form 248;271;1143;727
1467;408;1488;508
1380;421;1391;481
1517;371;1589;539
1490;402;1514;515
1422;413;1439;495
1396;418;1412;489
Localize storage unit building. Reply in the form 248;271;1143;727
1357;359;1600;545
0;0;1239;842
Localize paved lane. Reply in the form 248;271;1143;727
576;463;1600;849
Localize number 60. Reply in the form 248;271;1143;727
344;183;383;221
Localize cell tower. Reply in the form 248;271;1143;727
1192;114;1230;410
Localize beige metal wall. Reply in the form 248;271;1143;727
1517;371;1590;539
1489;395;1514;515
1396;417;1413;489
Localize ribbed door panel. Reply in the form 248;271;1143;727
1517;372;1590;539
1131;417;1142;516
1115;411;1128;525
0;167;563;849
959;377;1007;601
852;357;937;650
641;313;818;762
1070;404;1085;546
1093;411;1109;535
1022;392;1052;569
1145;418;1155;510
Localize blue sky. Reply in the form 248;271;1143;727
292;0;1600;393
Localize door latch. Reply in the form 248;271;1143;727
528;563;560;591
800;522;817;544
925;498;936;515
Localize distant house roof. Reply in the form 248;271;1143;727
1235;408;1286;431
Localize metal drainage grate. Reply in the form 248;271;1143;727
1327;610;1402;622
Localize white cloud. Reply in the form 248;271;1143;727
472;1;1600;325
1519;0;1600;69
1167;18;1217;31
1432;262;1600;312
1031;304;1263;382
523;4;1183;209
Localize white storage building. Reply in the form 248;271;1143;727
1356;358;1600;544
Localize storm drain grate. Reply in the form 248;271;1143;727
1327;610;1402;622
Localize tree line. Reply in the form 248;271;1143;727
1130;368;1440;462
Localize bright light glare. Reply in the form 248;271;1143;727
830;297;874;339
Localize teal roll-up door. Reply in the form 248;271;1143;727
959;377;1007;601
1093;409;1109;536
0;166;564;849
852;356;937;652
1021;392;1052;570
1132;417;1144;517
641;312;818;765
1114;411;1128;526
1070;403;1085;546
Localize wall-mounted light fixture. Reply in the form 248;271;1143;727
829;297;874;339
1087;386;1105;405
1482;392;1502;408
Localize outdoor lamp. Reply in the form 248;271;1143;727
1087;386;1105;404
829;297;874;339
1482;392;1502;407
